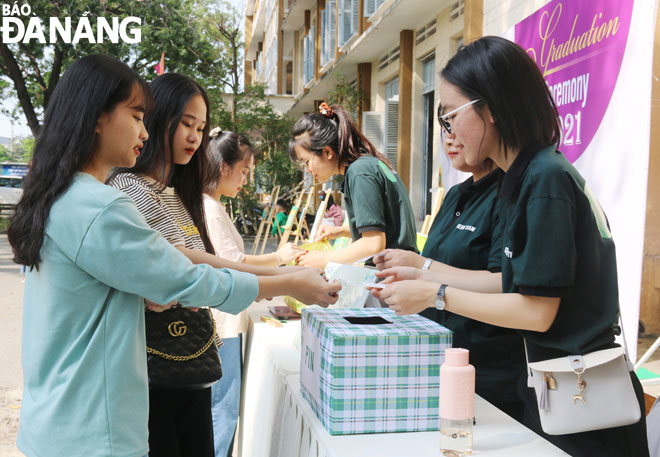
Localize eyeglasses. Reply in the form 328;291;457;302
437;99;481;134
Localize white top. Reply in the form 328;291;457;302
204;193;249;337
204;193;246;263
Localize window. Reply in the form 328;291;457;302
364;0;385;17
384;76;399;170
338;0;359;47
378;45;400;72
303;26;316;85
449;0;464;22
421;57;435;216
362;111;383;153
265;38;277;81
320;0;337;67
415;18;437;45
0;176;22;188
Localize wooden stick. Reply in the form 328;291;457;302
308;188;332;242
252;185;279;254
421;187;445;236
277;186;305;251
293;188;314;244
259;186;281;255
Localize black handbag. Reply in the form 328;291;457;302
145;306;223;390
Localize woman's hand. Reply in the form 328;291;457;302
297;250;329;269
277;242;305;265
375;266;425;284
289;268;342;307
368;280;437;315
373;249;426;270
314;224;344;242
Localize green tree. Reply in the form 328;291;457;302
0;137;33;162
214;83;302;232
216;84;301;193
326;72;363;116
0;0;236;137
0;144;10;162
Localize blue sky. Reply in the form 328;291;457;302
0;0;246;139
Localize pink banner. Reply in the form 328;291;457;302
515;0;633;163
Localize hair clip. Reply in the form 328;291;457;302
209;127;222;139
319;102;334;118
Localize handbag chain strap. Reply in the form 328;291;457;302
146;313;217;362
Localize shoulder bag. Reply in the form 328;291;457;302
524;317;640;435
145;306;223;390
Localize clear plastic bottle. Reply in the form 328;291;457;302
439;348;475;457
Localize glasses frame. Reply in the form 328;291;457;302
437;99;482;135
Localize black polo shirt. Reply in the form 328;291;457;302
341;156;418;253
420;169;525;406
499;143;618;361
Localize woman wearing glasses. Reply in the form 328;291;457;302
374;103;526;422
372;36;648;457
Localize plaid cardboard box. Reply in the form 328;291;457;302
300;307;452;435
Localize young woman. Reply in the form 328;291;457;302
7;56;337;457
290;103;417;268
107;73;339;457
372;36;648;457
373;129;525;422
202;128;303;456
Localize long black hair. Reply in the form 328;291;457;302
441;36;561;156
288;105;393;170
8;55;152;269
203;128;254;194
111;73;214;254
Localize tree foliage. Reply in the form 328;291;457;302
0;137;34;162
0;0;303;232
0;0;238;136
326;72;363;117
215;83;302;230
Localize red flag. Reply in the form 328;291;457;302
154;52;165;75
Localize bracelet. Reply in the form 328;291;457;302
422;258;433;270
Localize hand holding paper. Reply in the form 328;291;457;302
373;249;426;270
370;280;439;315
374;266;426;284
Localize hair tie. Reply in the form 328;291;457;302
319;102;334;119
209;127;222;139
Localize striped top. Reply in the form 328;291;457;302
109;173;206;251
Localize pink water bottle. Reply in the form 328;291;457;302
439;348;475;456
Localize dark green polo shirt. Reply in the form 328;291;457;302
341;156;418;253
499;143;618;362
420;170;525;407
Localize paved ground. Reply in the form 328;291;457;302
0;229;659;456
0;233;24;457
0;188;21;205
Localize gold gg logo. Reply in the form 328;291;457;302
168;321;187;337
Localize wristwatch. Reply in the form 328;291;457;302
434;284;448;311
422;258;433;270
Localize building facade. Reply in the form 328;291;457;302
245;0;660;337
245;0;486;221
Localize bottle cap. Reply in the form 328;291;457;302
444;348;469;367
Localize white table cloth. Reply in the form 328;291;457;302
239;305;568;457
